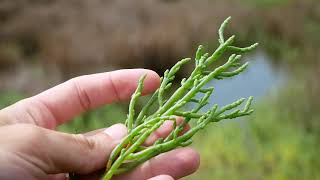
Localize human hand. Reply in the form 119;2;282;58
0;69;200;180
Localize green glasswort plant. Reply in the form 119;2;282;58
103;17;258;179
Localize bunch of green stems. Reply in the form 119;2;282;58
103;17;258;180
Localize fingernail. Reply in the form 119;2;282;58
104;124;127;140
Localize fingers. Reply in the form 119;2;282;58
0;123;127;174
148;175;174;180
60;121;190;180
144;117;190;146
114;148;200;180
71;173;175;180
0;69;160;129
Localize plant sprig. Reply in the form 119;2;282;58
103;16;258;180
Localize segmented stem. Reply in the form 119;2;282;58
103;17;258;180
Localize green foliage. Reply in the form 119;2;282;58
245;0;290;7
104;17;258;179
58;104;127;134
188;83;320;180
0;92;25;109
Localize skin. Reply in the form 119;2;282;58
0;69;200;180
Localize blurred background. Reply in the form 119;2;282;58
0;0;319;179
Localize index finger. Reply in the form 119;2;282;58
0;69;160;129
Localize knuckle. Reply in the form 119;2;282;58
72;134;96;151
70;134;99;173
70;77;92;112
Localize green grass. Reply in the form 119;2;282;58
0;92;25;109
58;103;127;133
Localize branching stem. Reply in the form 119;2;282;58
103;17;258;180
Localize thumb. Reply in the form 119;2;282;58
49;123;127;174
6;124;127;174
